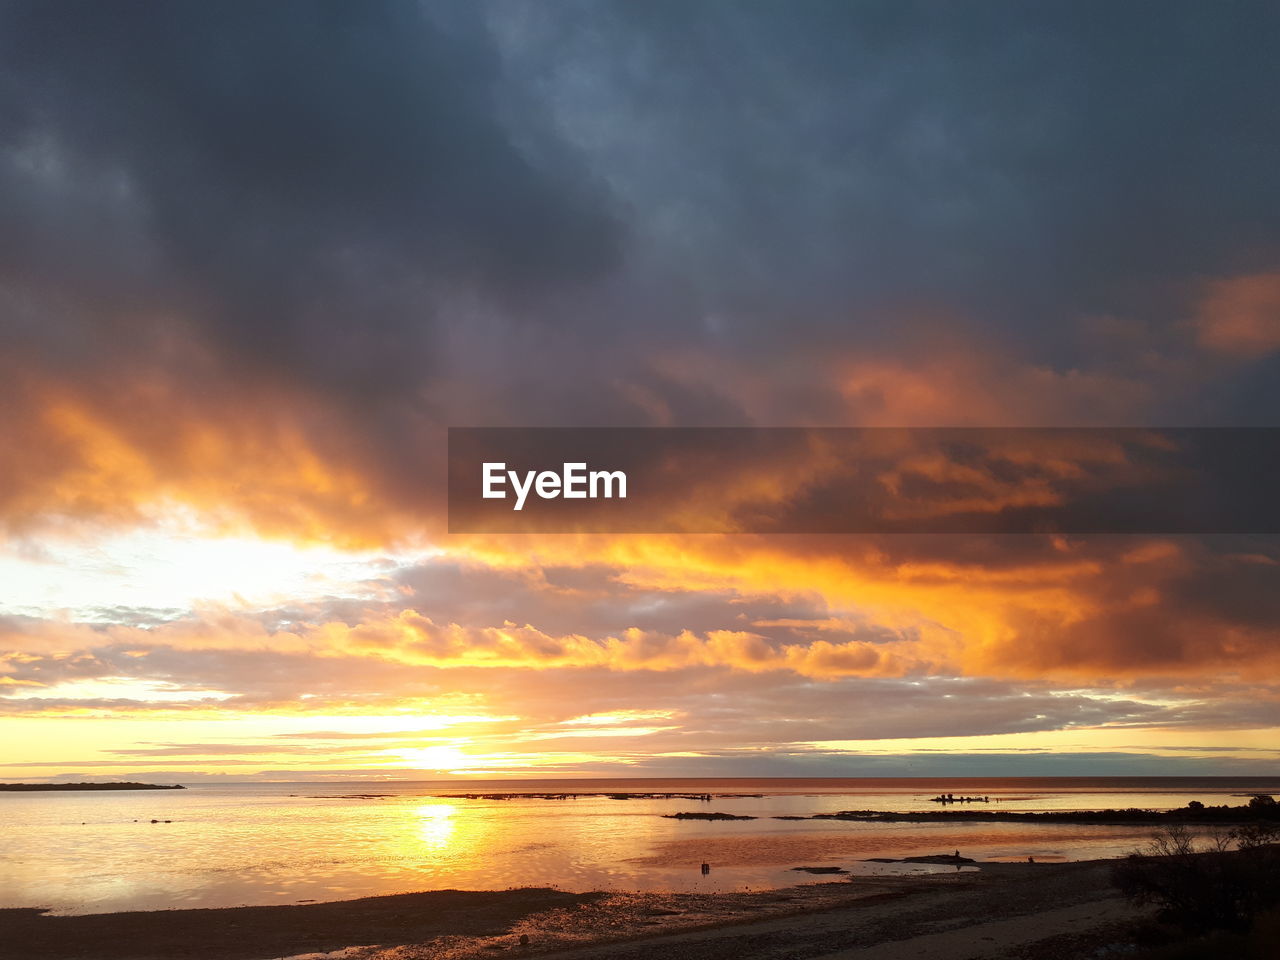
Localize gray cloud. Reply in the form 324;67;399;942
3;2;1280;529
1;0;620;392
4;2;1280;779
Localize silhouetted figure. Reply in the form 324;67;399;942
701;862;710;875
954;850;960;859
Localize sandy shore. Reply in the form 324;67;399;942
514;862;1141;960
0;889;596;960
0;861;1143;960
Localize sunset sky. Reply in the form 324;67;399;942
2;1;1279;782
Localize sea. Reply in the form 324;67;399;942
2;776;1277;915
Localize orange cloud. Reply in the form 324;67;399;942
443;530;1280;682
835;351;1156;427
1195;270;1280;357
328;612;921;679
1;373;407;547
8;485;1272;694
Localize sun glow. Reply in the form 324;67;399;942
0;517;427;617
397;744;472;772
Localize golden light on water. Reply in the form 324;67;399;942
413;804;458;849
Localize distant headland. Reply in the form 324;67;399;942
0;782;185;792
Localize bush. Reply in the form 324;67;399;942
1128;904;1280;959
1112;826;1280;934
1231;821;1280;850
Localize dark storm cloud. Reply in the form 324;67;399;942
1;1;1277;450
1;0;1279;537
0;0;619;402
480;0;1280;429
504;1;1280;343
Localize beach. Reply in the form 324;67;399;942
5;779;1275;959
1;860;1143;960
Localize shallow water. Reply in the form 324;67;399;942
2;776;1275;914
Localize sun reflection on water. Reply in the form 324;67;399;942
413;803;457;850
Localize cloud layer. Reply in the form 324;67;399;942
2;1;1279;777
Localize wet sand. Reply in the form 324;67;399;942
0;889;597;960
0;861;1142;960
510;862;1141;960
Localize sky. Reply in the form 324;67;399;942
1;0;1279;782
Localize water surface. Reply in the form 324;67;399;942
3;776;1275;914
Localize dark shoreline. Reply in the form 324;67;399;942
0;888;598;960
0;782;185;792
804;798;1279;826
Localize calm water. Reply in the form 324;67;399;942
2;776;1276;914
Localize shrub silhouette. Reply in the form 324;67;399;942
1112;821;1280;934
